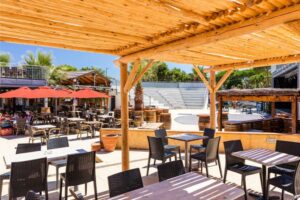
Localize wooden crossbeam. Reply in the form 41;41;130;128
124;59;141;93
215;69;233;91
116;4;300;64
131;59;155;88
193;65;212;93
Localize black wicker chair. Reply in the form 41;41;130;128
267;161;300;200
223;140;263;200
146;136;177;176
190;128;215;152
155;129;182;161
25;190;41;200
59;151;97;200
268;140;300;180
189;137;222;178
1;143;41;197
108;168;143;197
9;158;48;200
47;137;69;189
157;160;185;182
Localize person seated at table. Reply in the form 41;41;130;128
14;113;27;135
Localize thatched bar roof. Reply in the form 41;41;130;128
0;0;300;69
217;88;300;97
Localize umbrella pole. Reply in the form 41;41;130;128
55;98;58;116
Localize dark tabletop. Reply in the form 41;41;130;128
167;133;208;142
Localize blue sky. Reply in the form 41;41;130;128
0;42;193;80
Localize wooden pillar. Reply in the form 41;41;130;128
292;97;297;134
218;96;223;131
210;71;216;129
271;102;276;117
120;62;129;171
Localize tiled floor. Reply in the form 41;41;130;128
0;133;295;200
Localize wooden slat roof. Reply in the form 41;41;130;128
217;88;300;96
1;0;300;70
61;70;110;86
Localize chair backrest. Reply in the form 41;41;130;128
16;118;26;128
154;129;168;145
205;137;221;162
276;140;300;157
65;151;96;186
108;168;143;197
16;143;41;154
47;137;69;150
293;161;300;195
25;190;41;200
9;158;47;199
147;136;165;160
157;160;185;182
203;128;215;147
223;140;245;167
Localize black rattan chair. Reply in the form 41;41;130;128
223;140;263;200
59;151;97;200
157;160;185;182
25;190;41;200
190;128;215;152
146;136;177;176
155;129;182;161
9;158;48;200
47;137;69;189
268;140;300;180
189;137;222;178
267;161;300;200
108;168;143;197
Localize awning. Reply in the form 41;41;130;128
0;87;34;98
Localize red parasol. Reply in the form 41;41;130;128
0;87;35;99
32;86;72;98
71;88;110;99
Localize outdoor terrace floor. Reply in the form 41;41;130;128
0;133;295;200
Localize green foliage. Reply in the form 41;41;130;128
23;50;52;66
216;67;272;89
81;66;105;76
0;53;11;66
56;64;77;72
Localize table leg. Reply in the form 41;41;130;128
185;141;188;171
262;165;267;200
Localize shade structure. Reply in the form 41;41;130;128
0;87;34;99
71;88;110;99
32;86;72;98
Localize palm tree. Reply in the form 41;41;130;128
0;53;11;66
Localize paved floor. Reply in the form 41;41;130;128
0;132;295;200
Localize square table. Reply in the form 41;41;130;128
232;148;300;200
32;124;56;130
167;134;208;170
109;172;244;200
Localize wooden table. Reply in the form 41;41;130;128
109;172;244;200
4;147;87;169
137;122;163;130
83;121;102;137
232;148;300;200
32;124;56;130
67;117;85;122
167;134;208;170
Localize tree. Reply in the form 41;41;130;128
0;53;11;66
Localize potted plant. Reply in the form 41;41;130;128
102;134;120;152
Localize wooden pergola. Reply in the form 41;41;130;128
1;0;300;170
217;88;300;133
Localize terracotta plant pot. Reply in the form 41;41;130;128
102;134;120;152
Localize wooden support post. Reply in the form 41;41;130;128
124;59;141;93
292;97;297;134
210;71;216;129
193;64;212;93
120;62;129;171
218;96;223;131
271;102;276;118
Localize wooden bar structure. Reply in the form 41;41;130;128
1;0;300;170
217;89;300;133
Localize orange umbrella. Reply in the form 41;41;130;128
0;87;35;98
71;88;110;99
32;86;73;98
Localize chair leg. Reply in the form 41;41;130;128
205;162;209;177
0;177;3;199
189;155;192;172
178;148;182;160
242;175;247;200
94;179;98;200
85;183;87;195
175;154;177;161
56;167;59;189
146;156;151;176
266;181;270;200
153;159;156;166
45;183;49;200
200;161;203;173
65;184;68;200
259;171;264;194
223;169;227;183
217;157;223;178
169;158;171;162
59;178;63;200
281;189;284;200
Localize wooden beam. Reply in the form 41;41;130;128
193;65;212;93
292;97;297;134
120;62;129;171
210;71;216;129
131;59;155;88
116;4;300;64
124;59;141;93
215;69;233;91
271;102;276;118
211;54;300;71
218;96;223;131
